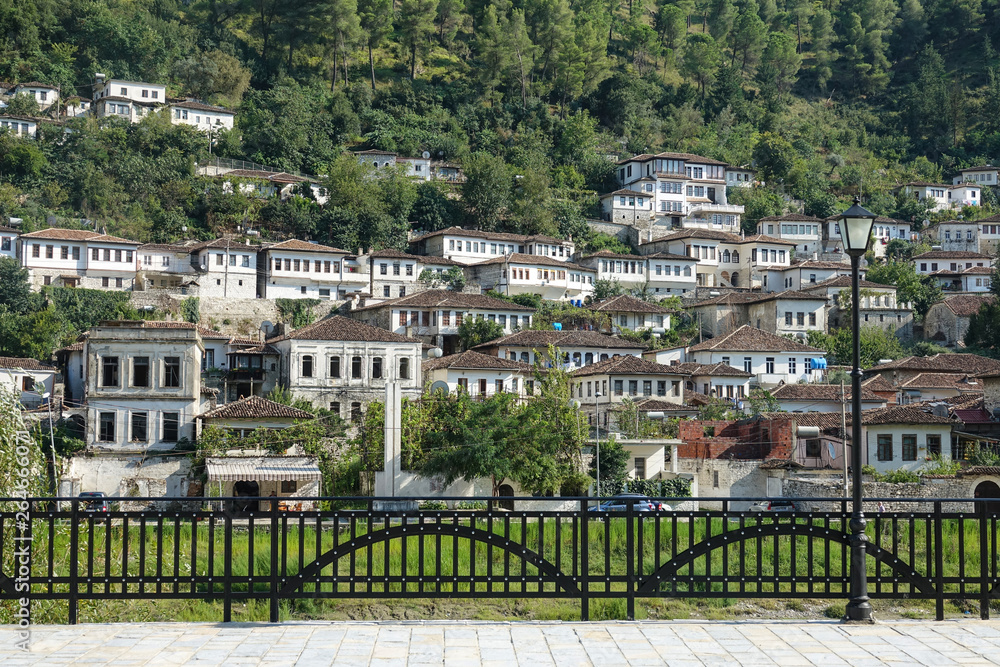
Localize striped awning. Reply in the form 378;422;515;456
206;457;322;482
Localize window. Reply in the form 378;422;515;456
115;277;123;288
352;356;362;379
99;412;116;442
788;358;797;374
384;286;391;297
628;380;638;396
457;378;469;392
61;245;69;259
495;380;504;394
162;412;179;442
902;435;917;461
102;277;110;288
399;358;410;380
102;357;119;387
642;380;652;396
103;249;110;261
350;402;362;422
796;312;805;326
614;380;624;396
634;458;646;479
302;355;314;378
877;435;893;461
300;286;307;295
163;357;181;387
372;357;383;379
657;381;666;396
805;439;822;458
46;245;53;259
809;313;816;326
744;357;752;373
392;263;400;276
927;435;941;456
203;350;214;371
132;357;150;387
330;356;341;378
765;358;775;374
785;313;793;326
130;412;148;442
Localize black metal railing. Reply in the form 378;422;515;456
1;496;997;623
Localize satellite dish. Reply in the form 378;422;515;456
422;151;430;159
430;380;450;395
260;320;274;335
428;347;443;358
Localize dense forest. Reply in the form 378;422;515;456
2;0;1000;249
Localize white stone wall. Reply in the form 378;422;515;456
675;458;767;510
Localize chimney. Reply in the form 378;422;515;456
812;252;818;261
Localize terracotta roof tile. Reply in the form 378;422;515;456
771;383;884;402
352;289;535;312
587;294;674;314
571;355;689;377
269;315;420;344
423;350;534;372
861;375;896;393
912;250;993;260
669;362;753;377
940;295;996;317
899;373;982;390
409;226;566;246
471;253;591;270
20;228;138;244
369;249;458;265
868;353;1000;375
199;396;313;421
473;330;647;351
688;325;824;353
266;239;348;254
689;290;828;308
799;276;895;290
758;214;824;222
0;357;56;371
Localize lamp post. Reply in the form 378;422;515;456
837;195;877;623
594;391;602;499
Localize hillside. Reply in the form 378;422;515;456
1;0;1000;247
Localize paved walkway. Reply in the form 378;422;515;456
2;619;1000;666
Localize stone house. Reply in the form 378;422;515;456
267;315;423;421
367;249;460;300
688;291;828;339
19;228;140;290
799;276;913;339
919;289;993;347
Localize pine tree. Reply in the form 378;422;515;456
358;0;393;91
399;0;439;79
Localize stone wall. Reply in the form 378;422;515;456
676;419;794;460
675;458;767;510
130;293;343;335
781;473;1000;512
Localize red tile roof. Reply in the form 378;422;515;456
473;330;647;351
587;294;674;314
0;357;56;371
422;350;534;372
688;325;823;353
571;355;690;377
352;289;535;312
199;396;313;421
269;315;420;344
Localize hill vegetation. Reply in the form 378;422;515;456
2;0;1000;246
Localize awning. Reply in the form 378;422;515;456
206;457;322;482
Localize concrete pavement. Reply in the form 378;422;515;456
2;619;1000;666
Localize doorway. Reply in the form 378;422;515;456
233;480;260;513
974;480;1000;514
498;484;514;511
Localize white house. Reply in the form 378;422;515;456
577;251;650;289
688;291;828;339
687;325;827;389
913;250;993;290
953;165;1000;186
800;276;913;337
861;406;954;474
409;227;575;266
0;224;17;260
12;82;59;110
91;75;168;123
347;290;535;356
0;357;57;409
0;115;39;138
770;383;887;413
977;212;1000;255
757;214;824;257
869;217;914;257
473;330;647;368
898;373;983;403
465;254;595;301
609;151;744;232
19;228;140;290
725;167;757;188
586;294;674;332
82;321;207;451
422;350;535;398
670;361;754;400
268;315;423;421
571;356;690;426
258;239;368;300
368;249;460;300
170;100;235;131
898;182;980;212
644;252;699;295
189;238;259;298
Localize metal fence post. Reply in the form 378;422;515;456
223;507;233;623
270;498;280;623
934;501;944;621
580;499;589;621
980;500;990;620
626;501;635;621
68;499;78;625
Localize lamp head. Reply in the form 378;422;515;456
838;196;877;257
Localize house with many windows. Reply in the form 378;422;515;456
268;315;423;421
897;182;980;212
756;214;824;257
687;325;827;388
668;362;754;400
765;259;857;292
347;290;534;356
953;165;999;186
605;152;744;232
257;239;368;300
585;294;674;332
12;82;59;110
464;254;595;301
473;330;646;368
800;276;913;338
861;406;954;474
368;249;459;300
570;356;690;425
422;351;536;398
169;100;235;130
0;115;40;138
688;291;828;339
19;228;140;290
409;227;575;266
912;250;993;293
920;221;981;253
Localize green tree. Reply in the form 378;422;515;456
589;436;629;494
399;0;439;79
172;50;252;106
752;132;796;183
359;0;393;91
682;33;721;100
457;317;504;349
462;152;511;231
0;257;38;314
757;31;801;101
865;261;942;320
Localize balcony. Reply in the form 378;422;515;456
225;367;265;381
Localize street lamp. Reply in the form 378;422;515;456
838;195;877;623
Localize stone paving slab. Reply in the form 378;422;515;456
1;620;999;666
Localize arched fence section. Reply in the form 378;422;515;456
0;497;996;623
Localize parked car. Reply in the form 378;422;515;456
589;494;663;513
79;491;109;513
748;499;796;513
